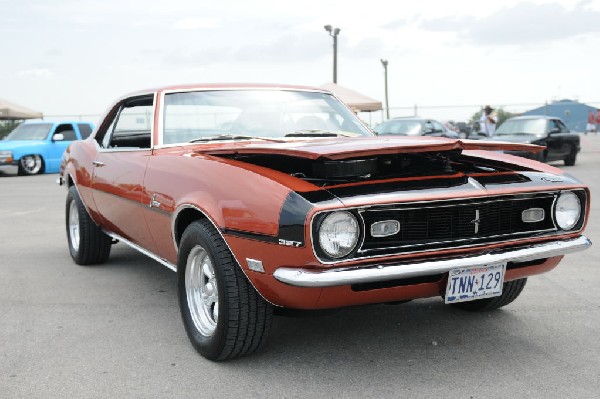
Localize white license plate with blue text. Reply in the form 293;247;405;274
445;263;506;304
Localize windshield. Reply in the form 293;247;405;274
495;119;547;136
162;90;372;144
5;123;52;141
374;120;421;136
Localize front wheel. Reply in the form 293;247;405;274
18;154;44;175
66;186;112;265
564;146;577;166
178;220;273;361
450;278;527;312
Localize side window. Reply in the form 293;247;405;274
77;123;93;139
557;120;569;133
423;121;434;133
549;120;563;133
431;121;444;132
98;96;154;149
54;124;77;141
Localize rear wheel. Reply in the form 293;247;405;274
18;154;44;175
66;186;112;265
564;146;577;166
450;278;527;312
178;220;273;361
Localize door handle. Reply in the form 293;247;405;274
92;161;105;167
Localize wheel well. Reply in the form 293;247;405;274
174;207;208;248
19;154;45;166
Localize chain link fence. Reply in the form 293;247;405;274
359;100;600;131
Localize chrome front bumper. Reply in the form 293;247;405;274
273;236;591;288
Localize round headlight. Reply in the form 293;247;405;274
555;191;581;230
318;211;360;259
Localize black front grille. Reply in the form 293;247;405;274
360;194;556;255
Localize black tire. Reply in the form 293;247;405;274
178;220;273;361
18;154;45;175
450;278;527;312
66;186;112;265
564;146;577;166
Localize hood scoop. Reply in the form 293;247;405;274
313;158;378;179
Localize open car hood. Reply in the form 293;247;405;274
201;136;544;160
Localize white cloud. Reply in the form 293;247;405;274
173;17;221;30
16;69;55;79
419;1;600;45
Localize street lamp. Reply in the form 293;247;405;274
380;59;389;119
324;25;341;83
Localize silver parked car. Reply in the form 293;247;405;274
374;117;460;139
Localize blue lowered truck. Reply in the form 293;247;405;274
0;121;94;175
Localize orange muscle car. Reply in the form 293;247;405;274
59;84;591;361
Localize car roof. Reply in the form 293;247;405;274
508;115;560;121
22;120;93;125
124;83;328;97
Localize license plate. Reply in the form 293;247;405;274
445;263;506;304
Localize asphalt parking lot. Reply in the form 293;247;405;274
1;136;600;398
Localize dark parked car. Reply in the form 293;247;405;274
453;121;472;138
492;116;580;166
374;117;459;139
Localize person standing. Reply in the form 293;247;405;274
587;110;596;135
479;105;497;137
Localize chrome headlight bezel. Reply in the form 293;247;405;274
315;211;361;260
554;191;582;231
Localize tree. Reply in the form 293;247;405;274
0;121;19;140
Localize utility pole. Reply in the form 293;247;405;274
324;25;341;83
380;59;389;119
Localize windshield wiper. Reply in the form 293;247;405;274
284;130;355;138
188;134;284;143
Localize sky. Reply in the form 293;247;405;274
2;0;600;123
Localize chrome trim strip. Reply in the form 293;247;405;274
274;236;592;288
106;232;176;272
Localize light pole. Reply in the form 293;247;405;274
324;25;340;83
380;59;389;119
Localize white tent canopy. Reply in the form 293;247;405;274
319;83;382;112
0;98;43;120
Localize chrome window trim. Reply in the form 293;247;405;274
156;87;372;147
97;92;156;152
310;189;586;265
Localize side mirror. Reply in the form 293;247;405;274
52;133;64;141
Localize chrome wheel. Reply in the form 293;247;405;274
68;200;80;252
185;245;219;336
20;155;43;174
